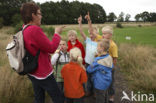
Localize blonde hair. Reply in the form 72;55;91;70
67;30;77;37
102;26;113;35
88;26;99;34
69;47;85;70
98;39;110;52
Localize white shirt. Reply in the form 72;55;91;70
85;37;97;64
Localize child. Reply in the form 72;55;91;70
101;26;118;103
51;40;70;92
67;30;86;65
61;47;87;103
87;39;113;103
78;13;102;96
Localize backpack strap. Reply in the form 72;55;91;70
55;51;62;78
22;25;40;56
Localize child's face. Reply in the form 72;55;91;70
59;41;67;52
68;34;77;42
97;43;103;54
90;33;96;41
102;31;112;39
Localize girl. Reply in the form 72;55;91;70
61;47;87;103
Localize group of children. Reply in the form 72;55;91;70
51;12;118;103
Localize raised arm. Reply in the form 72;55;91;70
78;15;87;41
85;12;93;35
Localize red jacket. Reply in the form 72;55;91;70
23;25;60;79
61;62;87;98
67;39;85;64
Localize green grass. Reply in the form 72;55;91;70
60;26;156;47
113;26;156;47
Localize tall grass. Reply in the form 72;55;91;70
118;43;156;93
0;27;33;103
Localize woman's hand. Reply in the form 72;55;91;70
55;26;65;34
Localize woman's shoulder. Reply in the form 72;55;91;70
27;25;42;31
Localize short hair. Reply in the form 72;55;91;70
102;26;113;35
60;39;67;45
98;39;110;52
20;2;40;24
88;26;99;34
67;30;77;37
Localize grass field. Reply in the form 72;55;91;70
56;25;156;47
114;26;156;47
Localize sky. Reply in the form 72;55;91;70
33;0;156;20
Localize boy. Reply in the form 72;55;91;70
67;30;85;65
87;39;113;103
102;26;118;103
51;40;70;92
78;13;102;96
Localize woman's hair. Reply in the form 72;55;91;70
67;30;77;37
98;39;110;52
69;47;85;70
20;2;40;24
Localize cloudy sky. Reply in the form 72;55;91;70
34;0;156;20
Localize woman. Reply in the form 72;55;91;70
20;2;64;103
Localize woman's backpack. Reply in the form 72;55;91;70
6;25;40;75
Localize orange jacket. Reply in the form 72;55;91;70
61;62;87;98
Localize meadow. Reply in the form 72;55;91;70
0;23;156;103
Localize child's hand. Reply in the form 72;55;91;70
78;15;82;24
85;12;91;21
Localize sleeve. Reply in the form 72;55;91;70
111;44;118;58
85;37;90;44
32;27;61;54
80;69;87;84
86;63;99;73
51;53;59;65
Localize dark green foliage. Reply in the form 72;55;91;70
11;14;22;26
0;0;106;25
0;0;32;26
41;26;55;39
107;12;117;22
14;21;23;33
0;17;3;29
135;11;156;22
116;22;123;28
40;0;106;24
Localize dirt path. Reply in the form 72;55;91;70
47;68;132;103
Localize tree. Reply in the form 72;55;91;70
149;12;156;22
125;14;131;22
117;12;124;22
107;12;117;22
0;0;32;25
135;14;141;22
140;11;150;22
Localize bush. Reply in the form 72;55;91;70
116;22;123;28
0;17;4;29
41;26;55;39
138;24;142;27
14;21;23;33
11;14;22;26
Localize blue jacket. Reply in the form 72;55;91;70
87;54;113;90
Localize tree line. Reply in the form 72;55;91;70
0;0;156;27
